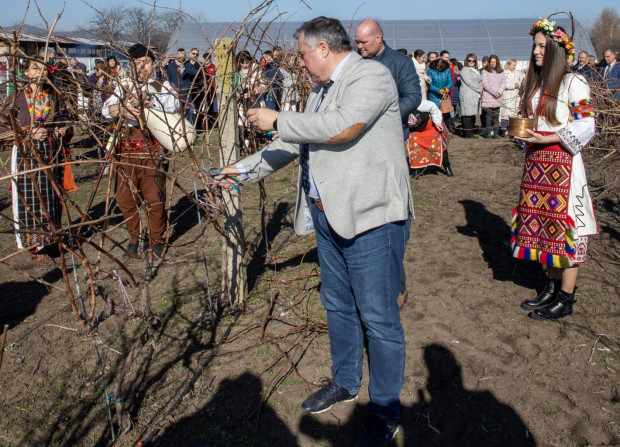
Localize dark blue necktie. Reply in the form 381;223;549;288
300;81;333;194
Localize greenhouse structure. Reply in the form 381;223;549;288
169;17;596;68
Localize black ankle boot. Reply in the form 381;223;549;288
531;288;576;321
521;277;561;310
444;165;454;177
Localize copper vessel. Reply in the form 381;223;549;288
508;117;534;138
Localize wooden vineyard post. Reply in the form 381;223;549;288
215;38;247;307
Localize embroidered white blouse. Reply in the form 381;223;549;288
529;73;595;156
102;79;179;125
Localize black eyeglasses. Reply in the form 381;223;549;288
191;52;199;56
467;59;475;63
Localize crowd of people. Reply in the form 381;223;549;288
2;47;220;132
405;45;618;139
227;39;618;182
230;47;306;150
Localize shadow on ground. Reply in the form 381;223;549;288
21;271;226;447
0;268;64;327
457;199;545;290
299;344;536;447
152;372;297;446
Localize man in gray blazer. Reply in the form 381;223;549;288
216;16;413;446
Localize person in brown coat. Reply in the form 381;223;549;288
102;44;179;259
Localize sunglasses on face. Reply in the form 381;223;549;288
191;52;199;56
467;59;475;63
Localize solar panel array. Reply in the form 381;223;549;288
172;18;595;64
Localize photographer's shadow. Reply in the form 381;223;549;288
299;344;535;446
402;344;536;446
0;269;64;327
152;372;297;446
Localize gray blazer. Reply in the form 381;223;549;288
241;52;413;239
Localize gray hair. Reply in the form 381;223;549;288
38;47;56;58
293;16;352;53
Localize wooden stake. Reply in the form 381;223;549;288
0;324;9;373
215;38;247;307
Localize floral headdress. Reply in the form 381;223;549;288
529;18;575;57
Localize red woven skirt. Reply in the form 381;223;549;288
407;121;445;168
511;133;577;268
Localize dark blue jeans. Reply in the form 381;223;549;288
310;201;409;419
481;107;500;136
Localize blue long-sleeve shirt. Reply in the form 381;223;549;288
600;62;620;100
371;44;422;140
165;60;199;100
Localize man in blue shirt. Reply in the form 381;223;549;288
165;48;199;120
355;18;422;307
355;19;422;142
600;49;620;100
216;17;412;446
571;51;596;82
261;50;283;110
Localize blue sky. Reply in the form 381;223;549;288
2;0;613;31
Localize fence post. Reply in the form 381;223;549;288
215;38;247;307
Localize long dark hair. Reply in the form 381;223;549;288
429;58;449;71
236;50;255;70
483;54;503;73
520;30;571;125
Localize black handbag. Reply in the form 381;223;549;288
408;110;431;132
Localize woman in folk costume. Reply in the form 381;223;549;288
407;99;453;178
0;58;74;265
512;18;597;321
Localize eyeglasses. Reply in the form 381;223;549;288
191;52;199;56
467;59;475;63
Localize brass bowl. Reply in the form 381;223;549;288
508;117;534;138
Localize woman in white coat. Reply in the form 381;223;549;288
412;49;430;100
500;58;525;135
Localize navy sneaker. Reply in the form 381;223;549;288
301;379;357;414
123;242;139;260
153;243;165;259
355;414;399;447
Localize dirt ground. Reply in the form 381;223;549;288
0;134;618;447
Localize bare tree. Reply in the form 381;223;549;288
589;7;620;59
125;7;155;46
150;10;182;53
88;4;127;42
88;4;181;53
